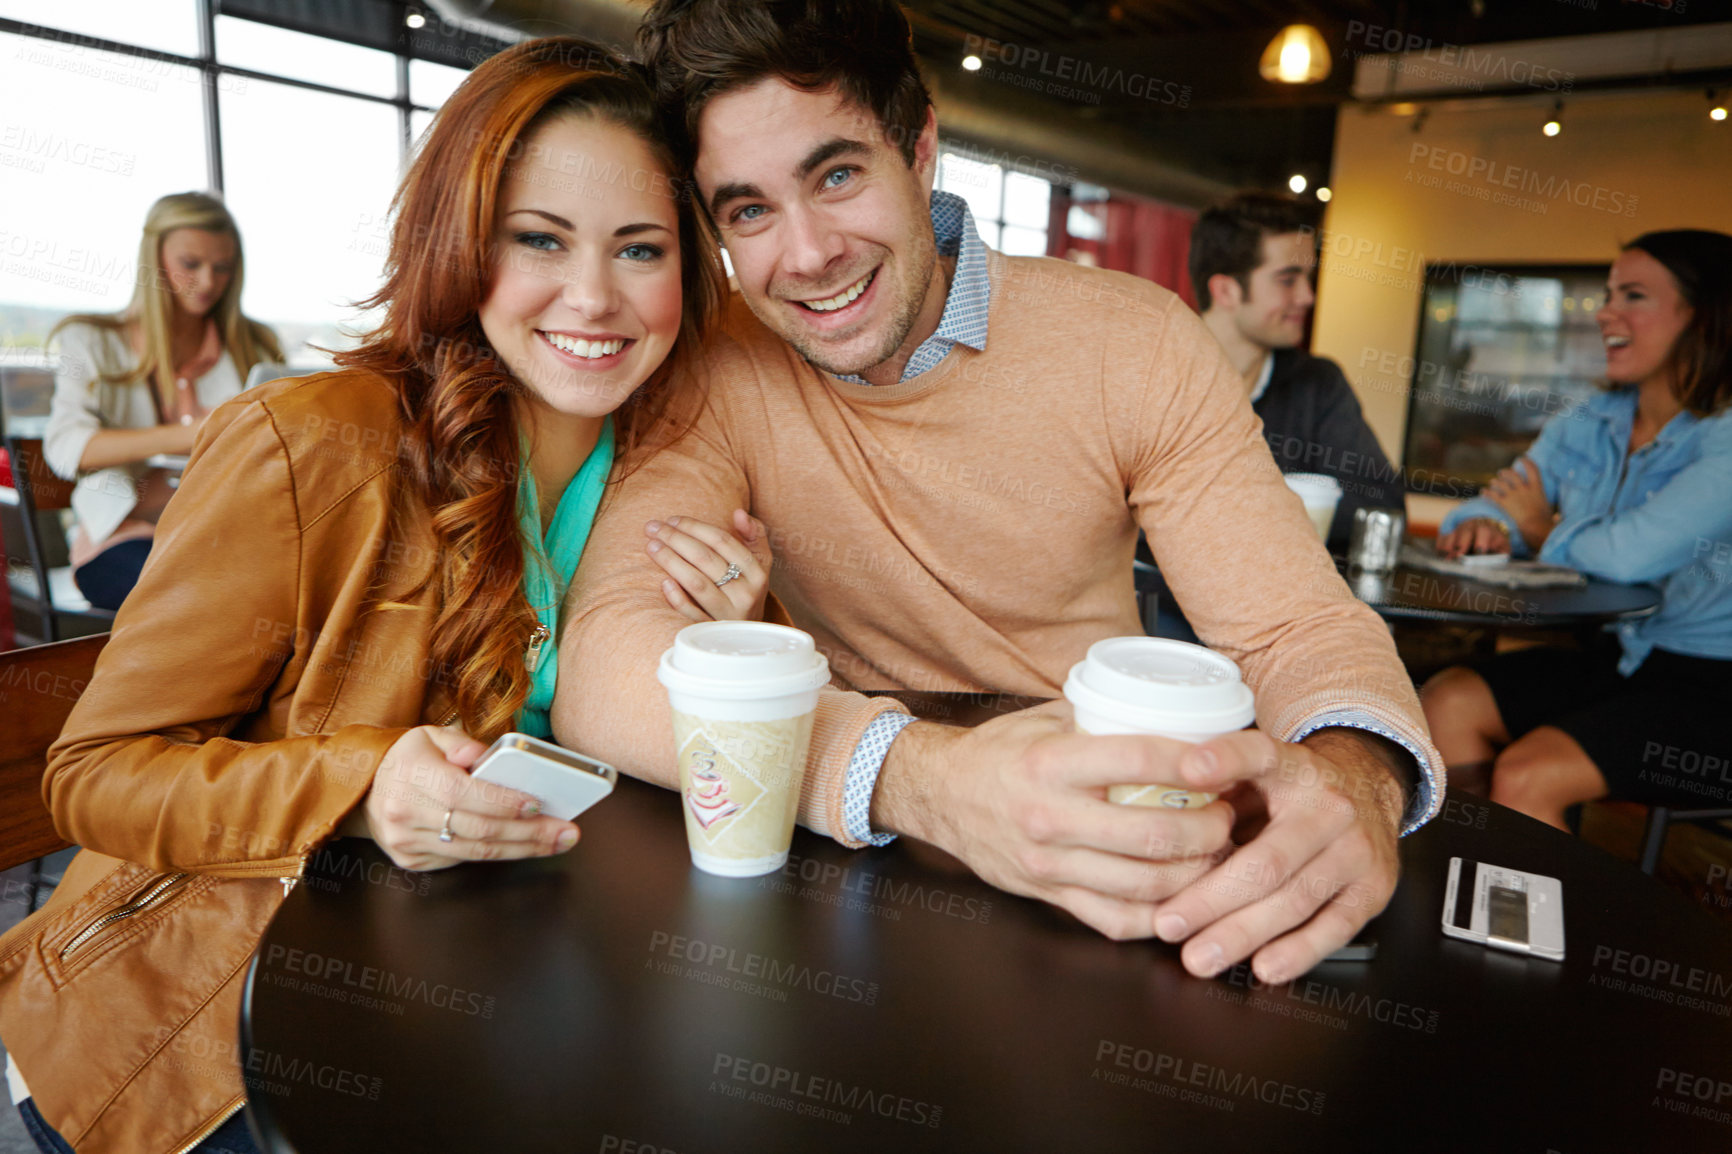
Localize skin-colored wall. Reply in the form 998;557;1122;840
1311;87;1732;525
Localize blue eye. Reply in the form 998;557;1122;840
621;243;663;262
516;232;560;251
822;167;852;189
733;204;766;224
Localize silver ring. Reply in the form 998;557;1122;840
439;809;455;843
715;562;743;588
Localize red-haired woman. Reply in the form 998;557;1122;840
0;38;758;1154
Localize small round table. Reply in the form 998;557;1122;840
1336;558;1661;629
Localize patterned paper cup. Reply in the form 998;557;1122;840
658;622;831;877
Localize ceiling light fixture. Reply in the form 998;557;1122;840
1316;186;1332;202
1710;90;1728;121
1259;24;1330;85
405;9;426;28
1288;173;1308;194
1542;101;1563;137
962;54;982;72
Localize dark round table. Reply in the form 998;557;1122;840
243;696;1732;1154
1336;557;1662;628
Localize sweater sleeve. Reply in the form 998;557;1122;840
44;396;402;878
1125;302;1444;830
553;382;908;847
44;323;107;480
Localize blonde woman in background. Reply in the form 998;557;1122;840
45;191;280;609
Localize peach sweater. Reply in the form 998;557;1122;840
555;251;1443;846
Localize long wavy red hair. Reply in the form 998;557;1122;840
336;37;724;739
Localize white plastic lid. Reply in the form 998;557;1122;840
1063;637;1255;736
657;621;830;699
1284;472;1343;500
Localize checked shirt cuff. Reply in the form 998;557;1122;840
1290;709;1440;835
840;710;917;847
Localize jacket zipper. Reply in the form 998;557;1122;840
524;622;551;673
171;1097;244;1154
59;873;193;961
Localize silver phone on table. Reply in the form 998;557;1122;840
1441;856;1565;961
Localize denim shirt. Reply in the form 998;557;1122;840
1440;388;1732;674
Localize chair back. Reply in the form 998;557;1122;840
6;438;74;512
0;632;105;872
2;436;111;643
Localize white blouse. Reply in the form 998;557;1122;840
44;321;245;547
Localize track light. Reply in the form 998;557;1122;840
1710;90;1728;121
1542;101;1563;137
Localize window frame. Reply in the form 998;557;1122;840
0;1;446;191
934;143;1053;257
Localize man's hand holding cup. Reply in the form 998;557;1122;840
1147;726;1404;985
874;638;1406;984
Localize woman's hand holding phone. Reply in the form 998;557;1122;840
645;508;773;622
360;725;580;871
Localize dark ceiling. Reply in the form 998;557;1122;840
903;0;1732;192
220;0;1732;200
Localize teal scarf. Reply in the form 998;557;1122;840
515;416;615;737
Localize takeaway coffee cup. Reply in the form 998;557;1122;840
1284;473;1343;541
657;622;831;877
1062;637;1257;809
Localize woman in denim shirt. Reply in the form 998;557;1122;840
1421;230;1732;830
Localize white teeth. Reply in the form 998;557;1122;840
801;271;873;312
541;332;625;358
1604;336;1630;348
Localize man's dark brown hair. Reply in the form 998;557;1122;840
637;0;933;173
1187;191;1318;312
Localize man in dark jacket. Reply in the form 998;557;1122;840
1143;193;1403;640
1191;191;1402;542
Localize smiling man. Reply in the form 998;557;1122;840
1191;192;1400;545
556;0;1446;984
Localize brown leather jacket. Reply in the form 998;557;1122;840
0;369;460;1153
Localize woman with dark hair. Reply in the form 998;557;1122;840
0;37;756;1154
1423;229;1732;830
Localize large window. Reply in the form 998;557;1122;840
0;2;459;373
935;149;1053;257
221;78;403;358
0;0;198;57
216;17;398;98
3;8;1075;376
0;29;208;359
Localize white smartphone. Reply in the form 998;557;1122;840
1441;857;1565;961
469;733;616;822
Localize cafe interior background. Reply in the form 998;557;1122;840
1;0;1730;1003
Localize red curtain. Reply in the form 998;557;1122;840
1046;192;1198;310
